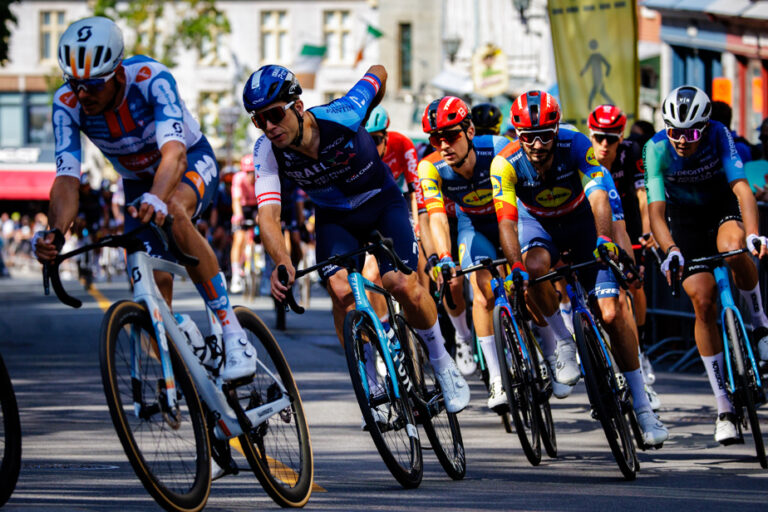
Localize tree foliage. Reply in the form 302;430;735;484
0;0;19;65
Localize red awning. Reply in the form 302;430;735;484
0;166;55;200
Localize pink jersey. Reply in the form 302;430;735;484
231;171;257;207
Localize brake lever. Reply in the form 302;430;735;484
277;265;304;314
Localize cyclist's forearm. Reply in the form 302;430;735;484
418;212;436;256
732;179;760;236
637;188;651;235
429;212;452;257
259;204;291;265
649;201;675;252
48;176;80;233
150;141;187;202
588;189;613;239
498;219;523;265
613;220;635;262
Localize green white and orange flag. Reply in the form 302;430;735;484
354;24;383;66
548;0;639;134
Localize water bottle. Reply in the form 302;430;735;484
174;313;210;367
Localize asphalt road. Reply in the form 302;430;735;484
1;272;767;511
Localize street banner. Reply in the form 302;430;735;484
548;0;638;134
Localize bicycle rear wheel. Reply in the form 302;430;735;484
494;305;541;466
343;310;423;488
574;313;637;480
100;300;211;512
0;354;21;507
231;307;314;507
725;309;767;468
521;322;557;458
396;315;465;480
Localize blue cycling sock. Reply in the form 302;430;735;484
625;369;651;411
195;272;241;336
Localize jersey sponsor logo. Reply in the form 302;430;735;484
535;186;572;208
150;78;182;118
422;179;440;198
136;66;152;82
185;170;205;197
458;243;466;266
194;154;218;184
461;188;493;207
585;147;599;167
116;150;162;171
59;91;77;108
53;110;74;150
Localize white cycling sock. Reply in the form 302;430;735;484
449;310;473;341
738;282;768;329
416;321;450;370
559;301;574;334
479;335;500;382
702;353;734;414
545;310;573;343
625;369;651;411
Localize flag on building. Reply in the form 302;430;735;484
354;24;383;66
548;0;638;133
294;44;326;73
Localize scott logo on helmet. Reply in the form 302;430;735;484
76;26;92;42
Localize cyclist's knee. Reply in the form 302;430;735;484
524;252;550;279
327;275;354;310
386;271;422;303
599;298;618;325
688;290;717;321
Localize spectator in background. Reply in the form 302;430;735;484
628;120;655;148
749;117;768;201
711;101;753;163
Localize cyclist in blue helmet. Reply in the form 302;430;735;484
243;63;470;413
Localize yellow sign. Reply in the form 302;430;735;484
548;0;639;134
472;44;509;98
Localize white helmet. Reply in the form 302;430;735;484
58;16;124;79
661;86;711;129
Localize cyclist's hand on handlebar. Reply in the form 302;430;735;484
435;255;456;287
594;235;619;262
746;233;768;259
128;193;168;225
504;262;529;294
32;228;65;263
426;253;440;282
639;232;658;249
660;247;684;285
271;260;295;301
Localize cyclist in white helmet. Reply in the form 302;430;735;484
34;16;258;382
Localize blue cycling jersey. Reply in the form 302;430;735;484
601;169;624;222
644;120;746;206
253;73;397;211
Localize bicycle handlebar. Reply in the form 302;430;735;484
277;265;305;315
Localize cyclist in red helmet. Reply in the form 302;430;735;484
492;91;668;446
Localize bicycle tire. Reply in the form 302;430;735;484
343;310;423;488
521;322;557;458
395;315;466;480
493;305;541;466
0;354;21;507
100;300;211;512
724;309;767;468
574;313;637;480
232;307;314;507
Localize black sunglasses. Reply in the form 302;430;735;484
591;131;621;145
250;101;294;130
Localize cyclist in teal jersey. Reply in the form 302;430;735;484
646;86;768;444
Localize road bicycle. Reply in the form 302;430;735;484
279;231;465;487
43;217;313;510
0;353;21;507
440;258;556;466
671;248;767;468
240;219;264;302
531;248;643;480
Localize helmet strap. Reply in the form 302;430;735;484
290;105;304;147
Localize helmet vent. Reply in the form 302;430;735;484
530;105;540;126
78;46;86;69
104;48;112;64
93;45;104;68
61;45;70;65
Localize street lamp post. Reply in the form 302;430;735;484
443;36;462;64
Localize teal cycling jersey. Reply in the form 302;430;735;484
644;120;746;206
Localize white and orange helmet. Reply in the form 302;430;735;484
58;16;124;79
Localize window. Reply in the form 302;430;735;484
399;23;412;89
323;10;352;64
261;11;289;62
40;11;66;63
0;93;54;156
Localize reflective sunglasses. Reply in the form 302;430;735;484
666;126;705;143
517;128;557;146
250;101;295;130
65;71;115;94
590;130;621;145
429;129;463;147
371;133;387;146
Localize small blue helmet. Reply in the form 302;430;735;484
365;105;389;133
242;64;302;113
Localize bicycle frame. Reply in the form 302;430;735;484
126;250;291;441
565;278;616;376
714;265;764;391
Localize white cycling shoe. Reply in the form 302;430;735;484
545;356;575;399
715;412;740;445
435;358;470;413
487;376;508;410
229;276;243;294
757;330;768;361
554;339;581;386
636;407;668;446
361;405;389;430
454;336;477;376
646;384;662;411
221;333;257;381
640;351;656;385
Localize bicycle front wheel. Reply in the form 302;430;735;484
343;310;423;488
0;354;21;507
521;322;557;458
232;307;314;507
574;313;637;480
396;315;466;480
725;309;767;468
100;301;211;512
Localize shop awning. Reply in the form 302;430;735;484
0;166;55;200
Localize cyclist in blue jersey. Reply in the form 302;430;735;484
244;65;470;413
492;91;668;445
33;17;257;382
419;96;512;409
646;86;768;444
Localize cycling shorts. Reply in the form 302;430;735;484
456;211;501;269
518;203;619;298
124;137;219;261
315;183;418;283
232;205;257;232
667;194;741;280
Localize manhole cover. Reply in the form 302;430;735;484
24;463;119;471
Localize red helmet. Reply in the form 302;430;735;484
510;91;560;130
588;105;626;132
240;154;255;172
422;96;471;133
